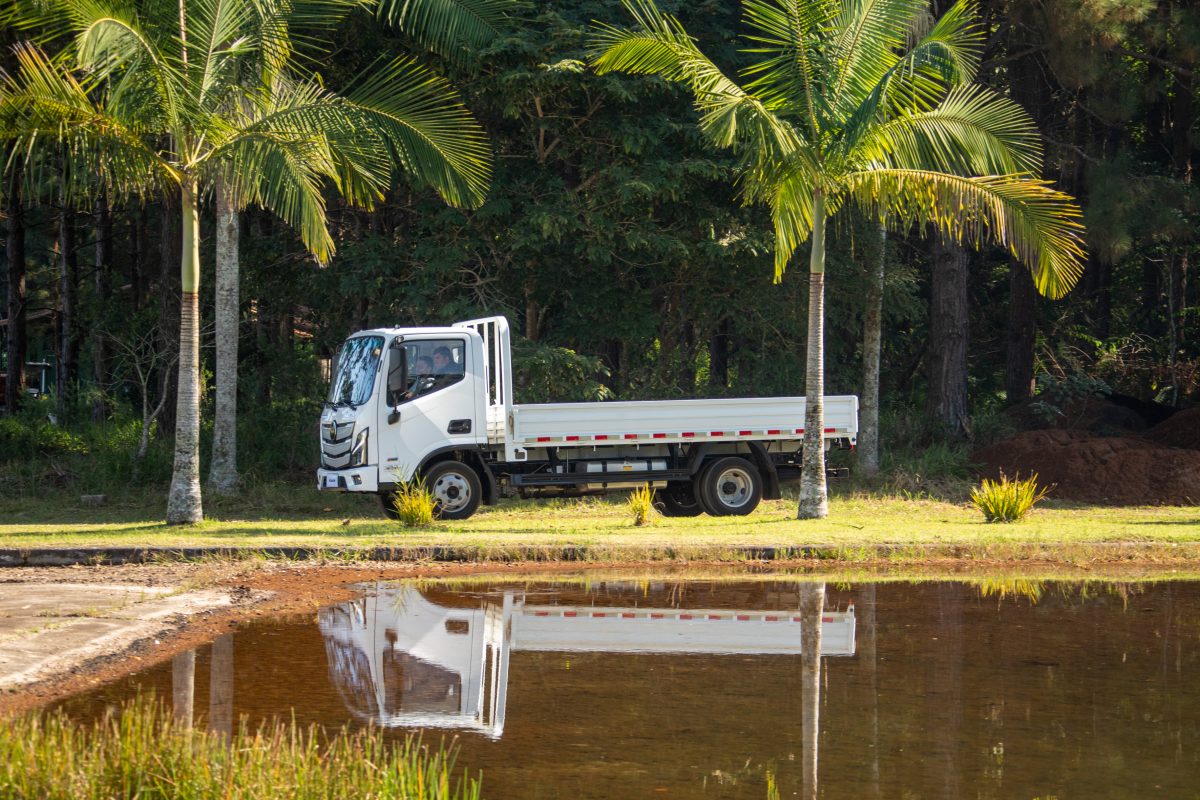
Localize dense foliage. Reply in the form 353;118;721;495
1;0;1197;496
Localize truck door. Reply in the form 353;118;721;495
376;335;483;483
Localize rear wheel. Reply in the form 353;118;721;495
425;460;482;520
654;484;704;517
698;457;762;516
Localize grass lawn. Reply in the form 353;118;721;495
2;484;1198;563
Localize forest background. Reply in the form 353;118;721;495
1;0;1197;506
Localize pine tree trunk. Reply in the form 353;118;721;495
57;208;77;418
4;158;26;414
859;224;886;475
1005;257;1037;404
708;318;729;390
167;181;203;524
799;582;824;800
209;181;240;495
926;235;971;439
798;192;828;519
92;190;113;421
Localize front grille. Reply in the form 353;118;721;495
322;421;355;469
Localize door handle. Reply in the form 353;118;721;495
448;419;471;434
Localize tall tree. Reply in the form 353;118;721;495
2;0;492;521
592;0;1087;517
3;154;24;413
207;0;514;495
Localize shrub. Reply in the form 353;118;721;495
627;484;657;526
971;473;1050;522
392;476;435;527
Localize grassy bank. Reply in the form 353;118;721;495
0;699;480;800
1;485;1198;564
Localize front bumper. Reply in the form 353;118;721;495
317;467;379;493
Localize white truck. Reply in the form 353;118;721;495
317;316;858;519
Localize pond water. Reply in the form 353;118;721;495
58;578;1200;799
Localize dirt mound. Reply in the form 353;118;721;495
972;429;1200;505
1144;407;1200;450
1004;396;1152;436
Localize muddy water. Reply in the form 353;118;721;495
58;579;1200;799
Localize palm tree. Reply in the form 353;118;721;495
207;0;514;496
1;0;492;522
592;0;1087;518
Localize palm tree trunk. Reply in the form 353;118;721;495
209;180;240;495
859;223;886;475
4;157;26;414
167;180;204;524
798;192;828;519
799;582;824;800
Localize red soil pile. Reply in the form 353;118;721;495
972;429;1200;505
1144;407;1200;450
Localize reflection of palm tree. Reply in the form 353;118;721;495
208;635;234;738
172;650;195;727
799;583;824;800
861;585;880;799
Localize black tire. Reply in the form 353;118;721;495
697;457;762;516
379;490;401;520
424;460;483;520
654;483;705;517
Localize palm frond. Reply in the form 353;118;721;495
0;41;175;201
340;56;491;208
376;0;512;61
738;0;837;136
591;0;800;157
826;0;925;116
186;0;257;105
853;84;1042;175
842;169;1086;298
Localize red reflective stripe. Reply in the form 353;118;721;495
710;431;724;437
650;613;665;619
738;430;752;436
681;432;695;438
792;616;803;622
707;614;723;620
794;428;804;434
736;614;750;621
621;612;636;619
563;611;578;617
765;615;780;622
594;435;609;441
536;436;551;442
592;612;607;618
680;614;694;620
824;427;836;433
624;433;638;440
767;429;781;435
821;616;833;622
534;611;549;617
565;435;580;442
652;433;667;439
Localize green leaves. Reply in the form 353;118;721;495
590;0;1086;296
375;0;513;61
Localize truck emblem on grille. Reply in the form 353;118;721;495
330;421;339;440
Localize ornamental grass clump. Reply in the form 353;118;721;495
393;477;435;527
0;698;481;800
628;484;657;526
971;473;1050;522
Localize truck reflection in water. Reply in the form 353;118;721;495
319;584;855;739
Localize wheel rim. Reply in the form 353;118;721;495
713;467;753;509
432;472;471;512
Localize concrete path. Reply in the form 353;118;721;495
0;583;242;691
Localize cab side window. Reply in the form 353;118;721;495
396;338;465;404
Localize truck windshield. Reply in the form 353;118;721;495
327;336;384;407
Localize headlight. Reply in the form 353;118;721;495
349;428;370;467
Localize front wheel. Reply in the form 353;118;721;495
698;457;762;516
654;484;705;517
424;460;483;520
